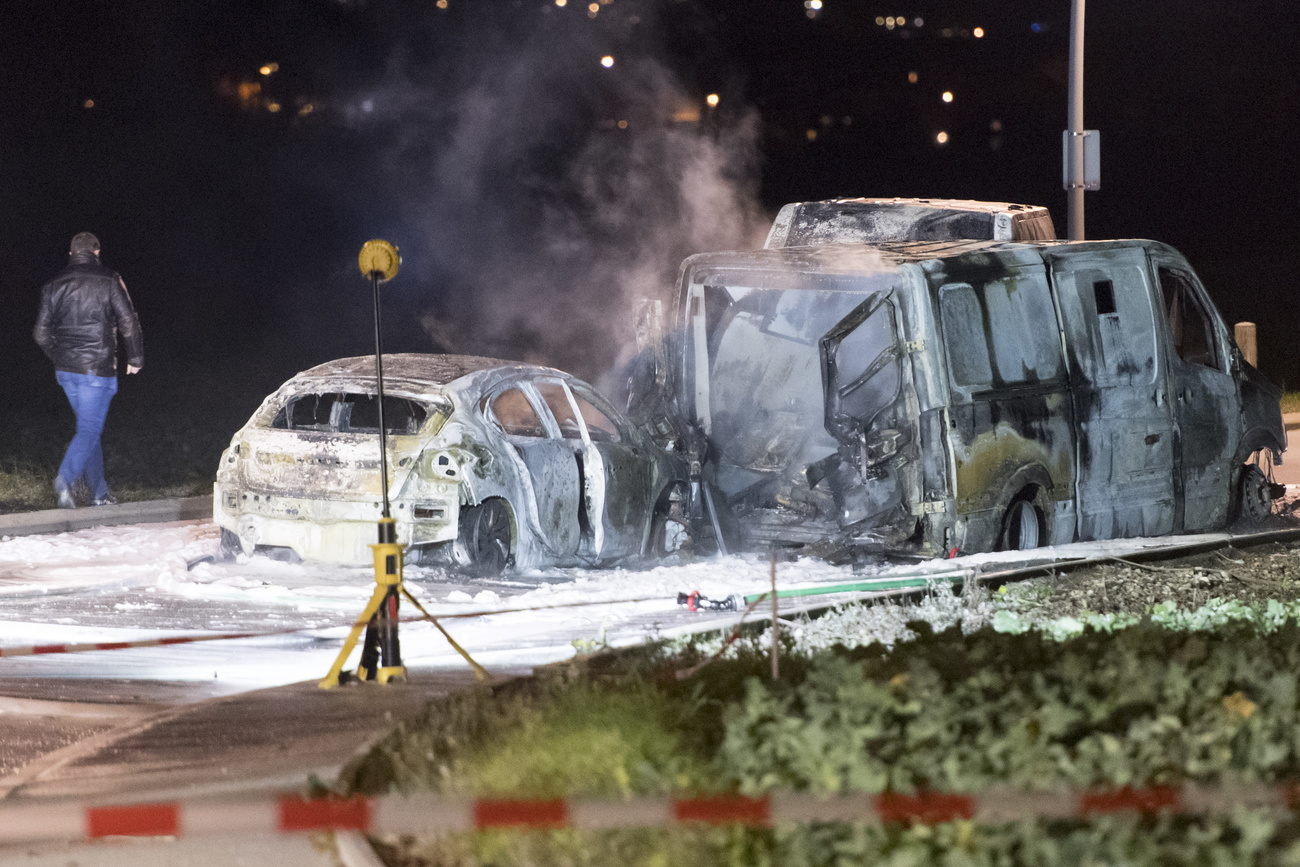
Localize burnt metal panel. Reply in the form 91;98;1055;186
1050;246;1177;540
1149;255;1240;531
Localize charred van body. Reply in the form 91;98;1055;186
631;238;1285;556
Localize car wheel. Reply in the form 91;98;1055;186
1000;494;1045;551
1236;464;1273;525
459;499;513;575
647;509;689;558
219;528;243;561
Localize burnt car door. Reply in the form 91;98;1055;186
536;380;652;559
482;385;581;558
1148;253;1239;531
817;291;909;529
1050;247;1177;539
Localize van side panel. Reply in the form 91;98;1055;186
1050;247;1178;540
927;254;1075;551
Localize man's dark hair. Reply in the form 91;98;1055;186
70;232;100;255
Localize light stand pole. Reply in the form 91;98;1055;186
1066;0;1086;240
320;239;408;688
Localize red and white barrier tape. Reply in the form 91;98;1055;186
0;632;266;658
4;784;1299;845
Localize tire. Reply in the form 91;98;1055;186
219;528;243;561
1236;464;1273;525
647;509;688;558
458;499;513;576
1000;495;1044;551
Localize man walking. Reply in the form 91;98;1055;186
33;232;143;509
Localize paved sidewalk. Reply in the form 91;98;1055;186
0;669;517;804
0;496;213;538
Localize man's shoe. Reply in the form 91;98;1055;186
91;492;118;507
54;480;76;510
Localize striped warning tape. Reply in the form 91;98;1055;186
3;784;1299;845
0;632;266;658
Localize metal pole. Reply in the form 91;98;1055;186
1067;0;1086;241
371;271;390;519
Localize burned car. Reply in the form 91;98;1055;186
631;238;1285;556
215;354;689;572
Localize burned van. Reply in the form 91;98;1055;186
633;238;1285;555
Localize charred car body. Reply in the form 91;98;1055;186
215;354;688;571
633;238;1285;555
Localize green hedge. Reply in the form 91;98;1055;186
353;621;1300;865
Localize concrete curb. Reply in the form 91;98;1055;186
0;496;212;538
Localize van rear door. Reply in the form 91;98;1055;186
1049;247;1177;539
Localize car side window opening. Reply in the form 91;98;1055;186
939;274;1062;391
536;382;585;439
487;388;548;438
1159;268;1219;370
571;390;622;444
270;392;430;434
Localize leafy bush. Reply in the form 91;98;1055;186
354;622;1300;865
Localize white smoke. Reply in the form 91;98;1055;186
332;4;769;385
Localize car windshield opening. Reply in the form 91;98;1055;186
269;392;441;434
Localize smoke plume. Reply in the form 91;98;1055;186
333;2;769;387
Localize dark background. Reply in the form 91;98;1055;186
1;0;1297;487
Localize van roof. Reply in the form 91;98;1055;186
684;238;1175;282
765;197;1057;247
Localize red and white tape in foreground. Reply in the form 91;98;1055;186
4;784;1300;845
0;632;267;658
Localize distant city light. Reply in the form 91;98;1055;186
706;93;720;107
600;55;615;68
990;119;1003;132
436;0;447;7
259;62;279;76
806;129;818;141
973;26;985;37
83;99;94;109
806;0;822;9
913;17;924;27
555;0;565;5
588;2;598;14
908;71;918;84
885;17;895;29
1031;22;1042;32
875;16;884;25
936;131;949;144
267;102;281;113
299;104;314;116
617;120;628;129
942;91;954;103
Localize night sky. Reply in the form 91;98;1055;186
2;0;1298;435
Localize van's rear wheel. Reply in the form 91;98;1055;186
1000;490;1049;551
459;499;513;575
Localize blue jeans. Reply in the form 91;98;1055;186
55;371;118;499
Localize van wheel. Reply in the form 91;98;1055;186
1236;465;1273;525
1000;492;1047;551
459;499;513;575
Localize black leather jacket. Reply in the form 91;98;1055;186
33;252;144;377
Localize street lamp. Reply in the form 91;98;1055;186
1065;0;1100;240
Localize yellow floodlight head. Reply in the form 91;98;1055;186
359;239;401;282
